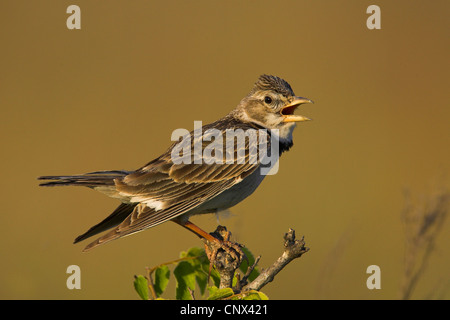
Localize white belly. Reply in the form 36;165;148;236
189;167;267;216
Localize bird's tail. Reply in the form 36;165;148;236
38;170;130;187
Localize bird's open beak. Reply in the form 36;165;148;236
281;96;314;122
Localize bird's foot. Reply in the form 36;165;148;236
203;225;246;282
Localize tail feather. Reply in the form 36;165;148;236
74;202;137;245
38;170;130;187
39;170;137;251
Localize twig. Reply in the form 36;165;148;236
145;267;158;300
243;229;309;291
236;255;261;291
147;255;199;274
188;287;196;300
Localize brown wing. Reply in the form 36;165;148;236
82;118;271;251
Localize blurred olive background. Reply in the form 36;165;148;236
0;1;449;300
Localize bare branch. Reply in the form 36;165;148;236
243;229;309;291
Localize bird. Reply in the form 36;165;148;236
38;74;313;252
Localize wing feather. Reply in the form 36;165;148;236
83;118;270;250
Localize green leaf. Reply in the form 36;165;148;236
194;266;208;295
207;286;234;300
230;290;269;300
154;265;170;297
256;291;269;300
200;260;221;287
244;290;269;300
133;275;149;300
174;261;196;300
185;247;208;294
185;247;206;259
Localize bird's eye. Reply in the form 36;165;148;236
264;96;272;104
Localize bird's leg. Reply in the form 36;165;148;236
176;220;220;243
174;220;246;282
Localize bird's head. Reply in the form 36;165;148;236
235;74;313;142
